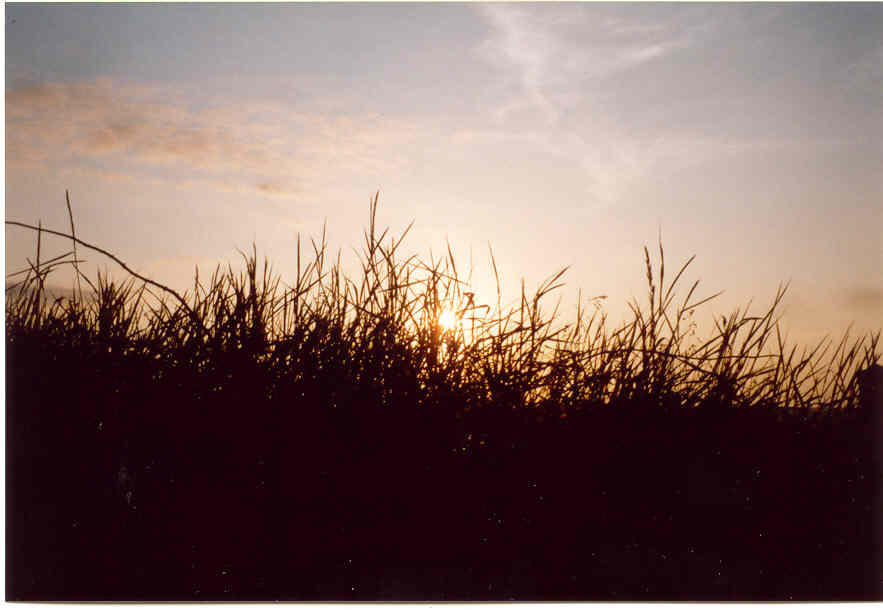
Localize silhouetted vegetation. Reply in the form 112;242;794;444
6;194;882;600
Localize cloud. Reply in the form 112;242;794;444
468;5;870;211
476;5;697;127
256;183;285;196
6;78;430;200
840;286;883;315
466;5;730;208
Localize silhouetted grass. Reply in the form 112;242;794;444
6;192;881;601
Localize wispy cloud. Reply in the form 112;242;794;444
469;5;876;212
465;5;729;208
476;4;698;126
6;78;429;200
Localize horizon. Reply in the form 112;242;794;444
5;3;882;351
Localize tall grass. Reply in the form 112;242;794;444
7;192;879;420
7;192;882;601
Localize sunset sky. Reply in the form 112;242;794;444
5;3;882;349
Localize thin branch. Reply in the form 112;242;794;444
6;220;194;317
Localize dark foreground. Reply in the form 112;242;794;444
7;337;882;601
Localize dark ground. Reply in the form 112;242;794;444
7;335;882;601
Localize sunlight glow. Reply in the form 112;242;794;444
438;308;458;332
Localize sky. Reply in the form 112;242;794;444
5;2;882;350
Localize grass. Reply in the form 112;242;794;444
7;192;880;416
5;192;882;601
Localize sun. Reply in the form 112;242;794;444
438;308;458;332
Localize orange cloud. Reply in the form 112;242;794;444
841;286;883;315
6;78;429;200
